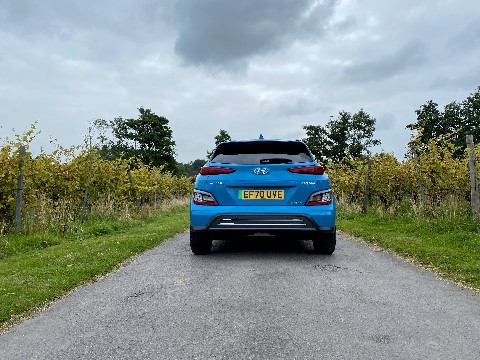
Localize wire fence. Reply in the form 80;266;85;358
2;135;478;236
1;148;193;235
328;135;479;221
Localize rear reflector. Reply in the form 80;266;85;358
200;167;236;175
287;165;325;175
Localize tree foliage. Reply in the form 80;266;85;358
407;86;480;156
93;107;177;173
0;125;192;235
327;133;477;213
207;129;232;158
177;159;206;177
303;109;381;163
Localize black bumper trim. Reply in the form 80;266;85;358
191;213;335;236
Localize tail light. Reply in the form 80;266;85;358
192;190;218;205
306;190;333;205
287;165;325;175
200;166;236;175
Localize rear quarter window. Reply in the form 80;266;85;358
210;141;314;164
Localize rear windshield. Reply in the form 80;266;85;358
210;141;314;164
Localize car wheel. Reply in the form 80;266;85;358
312;231;336;255
190;232;212;255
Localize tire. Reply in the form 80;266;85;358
190;232;212;255
313;231;336;255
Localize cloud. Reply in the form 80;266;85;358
328;15;358;36
375;113;396;132
430;69;480;91
173;0;337;68
447;18;480;53
1;0;480;165
263;96;333;117
342;41;427;83
0;0;175;65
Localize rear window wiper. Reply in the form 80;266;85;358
260;158;293;164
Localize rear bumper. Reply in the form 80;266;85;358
190;214;334;239
190;228;335;239
190;202;335;238
191;202;335;226
191;213;333;229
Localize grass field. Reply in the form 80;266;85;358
337;204;480;291
2;199;479;332
0;202;189;332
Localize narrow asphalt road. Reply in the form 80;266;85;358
1;232;479;360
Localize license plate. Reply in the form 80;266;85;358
239;190;284;200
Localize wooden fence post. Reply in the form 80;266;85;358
413;150;427;211
466;135;479;222
127;170;138;205
80;153;93;224
351;160;367;203
362;157;372;214
14;146;26;232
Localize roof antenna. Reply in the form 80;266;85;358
259;134;264;140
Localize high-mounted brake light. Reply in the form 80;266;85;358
287;165;325;175
200;167;236;175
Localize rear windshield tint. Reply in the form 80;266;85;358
210;141;314;164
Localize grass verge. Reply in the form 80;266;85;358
0;202;189;332
337;205;480;292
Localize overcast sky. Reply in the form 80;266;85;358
1;0;479;163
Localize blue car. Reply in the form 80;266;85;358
190;137;336;255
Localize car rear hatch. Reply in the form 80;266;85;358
201;140;330;206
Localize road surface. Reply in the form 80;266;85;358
1;232;479;359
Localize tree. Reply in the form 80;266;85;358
407;100;445;143
407;86;480;156
177;159;206;176
303;124;331;164
350;109;381;158
460;87;480;145
92;107;177;173
303;110;381;163
207;129;232;158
